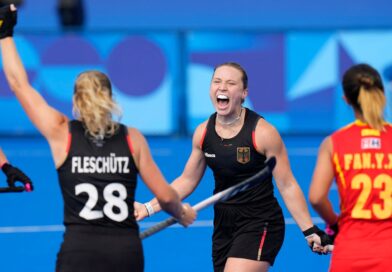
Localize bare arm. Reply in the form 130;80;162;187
168;123;207;198
255;119;313;231
308;137;339;225
129;128;196;225
0;37;68;166
135;122;207;219
0;148;8;167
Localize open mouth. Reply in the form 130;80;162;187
217;94;229;107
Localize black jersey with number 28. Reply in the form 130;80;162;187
57;120;139;230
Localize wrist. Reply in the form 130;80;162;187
1;162;10;173
179;205;186;220
302;225;320;237
144;202;155;217
326;221;338;235
174;204;186;222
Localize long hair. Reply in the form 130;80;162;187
342;64;386;131
72;70;122;139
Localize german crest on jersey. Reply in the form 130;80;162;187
237;147;250;164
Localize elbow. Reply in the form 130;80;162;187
157;190;180;210
308;193;325;209
5;72;28;93
158;197;175;209
8;79;24;93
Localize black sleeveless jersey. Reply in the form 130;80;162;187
202;108;280;209
57;120;139;230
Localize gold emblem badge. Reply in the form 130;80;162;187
237;147;250;164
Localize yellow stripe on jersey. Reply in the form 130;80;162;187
361;129;380;137
333;153;346;189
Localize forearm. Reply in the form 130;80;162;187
157;190;184;220
280;182;314;231
311;198;338;225
0;149;8;167
0;38;29;92
147;177;194;215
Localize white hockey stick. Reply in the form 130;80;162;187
140;156;276;239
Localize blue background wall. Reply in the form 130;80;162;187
1;1;392;271
1;0;392;135
2;30;391;135
16;0;392;30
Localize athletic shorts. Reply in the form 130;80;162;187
56;225;143;272
212;203;285;272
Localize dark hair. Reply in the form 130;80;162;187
213;62;248;89
342;64;386;130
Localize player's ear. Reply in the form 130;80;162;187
242;88;248;101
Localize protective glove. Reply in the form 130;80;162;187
2;163;33;191
303;225;333;255
0;4;17;39
325;222;339;243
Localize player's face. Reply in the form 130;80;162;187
209;66;247;116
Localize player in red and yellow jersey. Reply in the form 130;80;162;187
309;64;392;272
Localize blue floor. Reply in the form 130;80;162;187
0;135;338;271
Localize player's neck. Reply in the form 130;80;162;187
216;107;243;126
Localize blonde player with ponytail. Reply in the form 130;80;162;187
0;4;195;272
309;63;392;271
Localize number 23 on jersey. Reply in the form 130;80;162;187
351;173;392;220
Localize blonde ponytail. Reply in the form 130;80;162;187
73;71;122;139
357;86;386;131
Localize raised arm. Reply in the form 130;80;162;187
135;122;207;220
0;6;68;142
128;127;196;226
308;137;339;225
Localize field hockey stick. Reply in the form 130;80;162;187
0;180;32;193
140;156;276;239
0;184;26;193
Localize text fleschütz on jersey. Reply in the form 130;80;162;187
71;153;130;174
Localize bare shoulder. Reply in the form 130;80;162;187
192;120;208;146
47;115;69;144
255;118;280;137
127;127;147;146
254;118;283;153
318;135;332;154
127;127;142;137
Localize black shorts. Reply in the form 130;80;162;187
56;225;143;272
212;204;285;272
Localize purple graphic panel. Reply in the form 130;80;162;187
0;71;37;98
0;74;14;98
42;36;101;65
106;37;167;96
40;87;73;118
338;42;355;79
289;87;334;112
191;35;285;112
